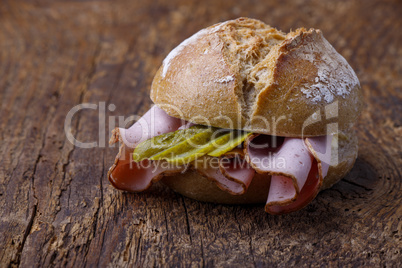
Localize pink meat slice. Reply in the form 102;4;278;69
245;134;333;214
246;136;313;205
267;175;297;205
194;154;255;195
109;156;184;192
266;136;332;214
107;105;185;192
305;135;332;179
119;105;185;148
266;163;321;214
196;159;245;195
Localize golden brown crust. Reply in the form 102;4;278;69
161;128;358;204
151;18;362;137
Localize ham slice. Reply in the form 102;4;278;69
195;156;246;195
107;105;185;192
264;135;333;214
246;135;313;205
267;175;297;205
305;135;332;179
194;149;255;195
109;147;184;192
244;134;332;214
118;105;185;149
267;163;321;214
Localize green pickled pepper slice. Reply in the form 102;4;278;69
207;131;251;157
150;131;232;165
133;125;209;162
133;124;251;164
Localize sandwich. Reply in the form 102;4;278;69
107;18;362;214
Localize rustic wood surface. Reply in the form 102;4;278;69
0;0;401;267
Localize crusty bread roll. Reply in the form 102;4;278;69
161;129;358;204
151;18;362;137
146;18;362;205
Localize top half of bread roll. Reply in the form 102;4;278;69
151;17;362;137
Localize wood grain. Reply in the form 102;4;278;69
0;0;401;267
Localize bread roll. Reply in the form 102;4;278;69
105;18;363;209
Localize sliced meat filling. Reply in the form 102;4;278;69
108;106;332;214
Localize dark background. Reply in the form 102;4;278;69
0;0;401;266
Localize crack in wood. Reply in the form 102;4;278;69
181;197;193;244
233;207;257;267
99;154;105;207
11;78;63;262
162;206;170;242
330;188;349;200
200;232;206;268
135;232;142;266
12;155;41;266
54;41;103;222
342;179;373;192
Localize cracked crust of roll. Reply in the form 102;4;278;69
161;128;358;204
151;17;362;137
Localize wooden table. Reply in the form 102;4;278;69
1;0;401;266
